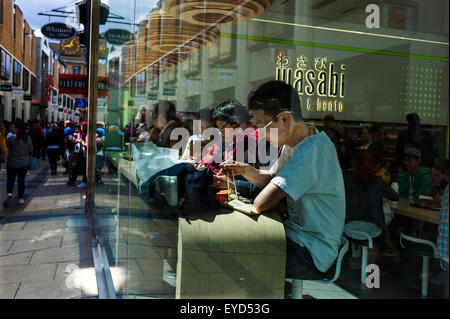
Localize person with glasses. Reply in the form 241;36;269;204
398;147;432;202
220;80;346;278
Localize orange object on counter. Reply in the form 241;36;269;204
216;190;231;203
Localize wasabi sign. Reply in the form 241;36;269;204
103;29;134;45
275;54;346;113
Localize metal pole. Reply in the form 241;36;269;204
86;0;100;213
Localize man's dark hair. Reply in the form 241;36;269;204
323;114;336;123
212;98;248;125
153;100;177;122
247;80;302;121
198;108;213;123
406;113;420;127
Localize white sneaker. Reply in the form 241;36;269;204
18;199;25;204
77;182;87;188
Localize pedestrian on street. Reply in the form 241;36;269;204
45;123;64;175
0;121;7;170
3;119;33;207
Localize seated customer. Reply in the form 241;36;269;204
151;100;181;148
180;108;214;163
398;147;432;201
220;80;345;277
344;150;400;264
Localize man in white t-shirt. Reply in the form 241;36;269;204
219;80;345;277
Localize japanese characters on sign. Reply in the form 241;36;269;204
275;53;346;113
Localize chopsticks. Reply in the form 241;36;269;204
225;152;237;197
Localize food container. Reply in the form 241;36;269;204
216;190;230;203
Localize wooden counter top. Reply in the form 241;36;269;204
176;208;286;299
389;198;440;225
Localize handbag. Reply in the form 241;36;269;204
29;157;39;170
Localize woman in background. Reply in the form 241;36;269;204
3;119;33;207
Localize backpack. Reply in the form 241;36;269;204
29;126;43;145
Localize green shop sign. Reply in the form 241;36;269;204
163;88;176;96
103;29;134;45
147;93;158;100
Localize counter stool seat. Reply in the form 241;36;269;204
343;221;382;285
286;237;349;299
400;232;438;297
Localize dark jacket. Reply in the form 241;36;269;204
45;129;64;148
6;135;33;168
344;174;399;229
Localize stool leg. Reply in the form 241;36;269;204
352;244;361;258
291;280;304;299
421;256;430;297
361;247;368;285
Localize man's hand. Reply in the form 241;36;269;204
213;170;228;189
219;160;249;177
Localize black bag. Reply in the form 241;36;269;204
146;163;220;214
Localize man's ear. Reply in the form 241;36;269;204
281;112;290;127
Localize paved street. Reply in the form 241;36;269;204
0;159;97;299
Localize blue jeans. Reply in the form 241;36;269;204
285;238;323;279
47;148;59;172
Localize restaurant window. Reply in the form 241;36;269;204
0;49;11;80
22;68;29;92
136;70;146;95
51;89;57;105
12;60;21;86
73;66;81;74
92;0;449;299
30;75;36;95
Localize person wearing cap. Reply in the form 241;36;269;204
395;113;438;170
398;147;432;201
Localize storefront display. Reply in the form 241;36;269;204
89;0;449;299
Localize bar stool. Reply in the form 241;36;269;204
343;221;382;285
286;237;349;299
400;231;439;297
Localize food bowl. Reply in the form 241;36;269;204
216;190;230;203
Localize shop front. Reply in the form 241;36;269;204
85;0;449;298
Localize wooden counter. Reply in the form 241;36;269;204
176;209;286;299
389;199;440;225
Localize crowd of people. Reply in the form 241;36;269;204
0;118;107;208
0;79;448;286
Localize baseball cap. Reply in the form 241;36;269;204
404;147;421;160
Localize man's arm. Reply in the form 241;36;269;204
220;161;274;188
253;182;286;213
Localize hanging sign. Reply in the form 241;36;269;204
103;29;134;45
0;84;12;91
41;23;77;40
